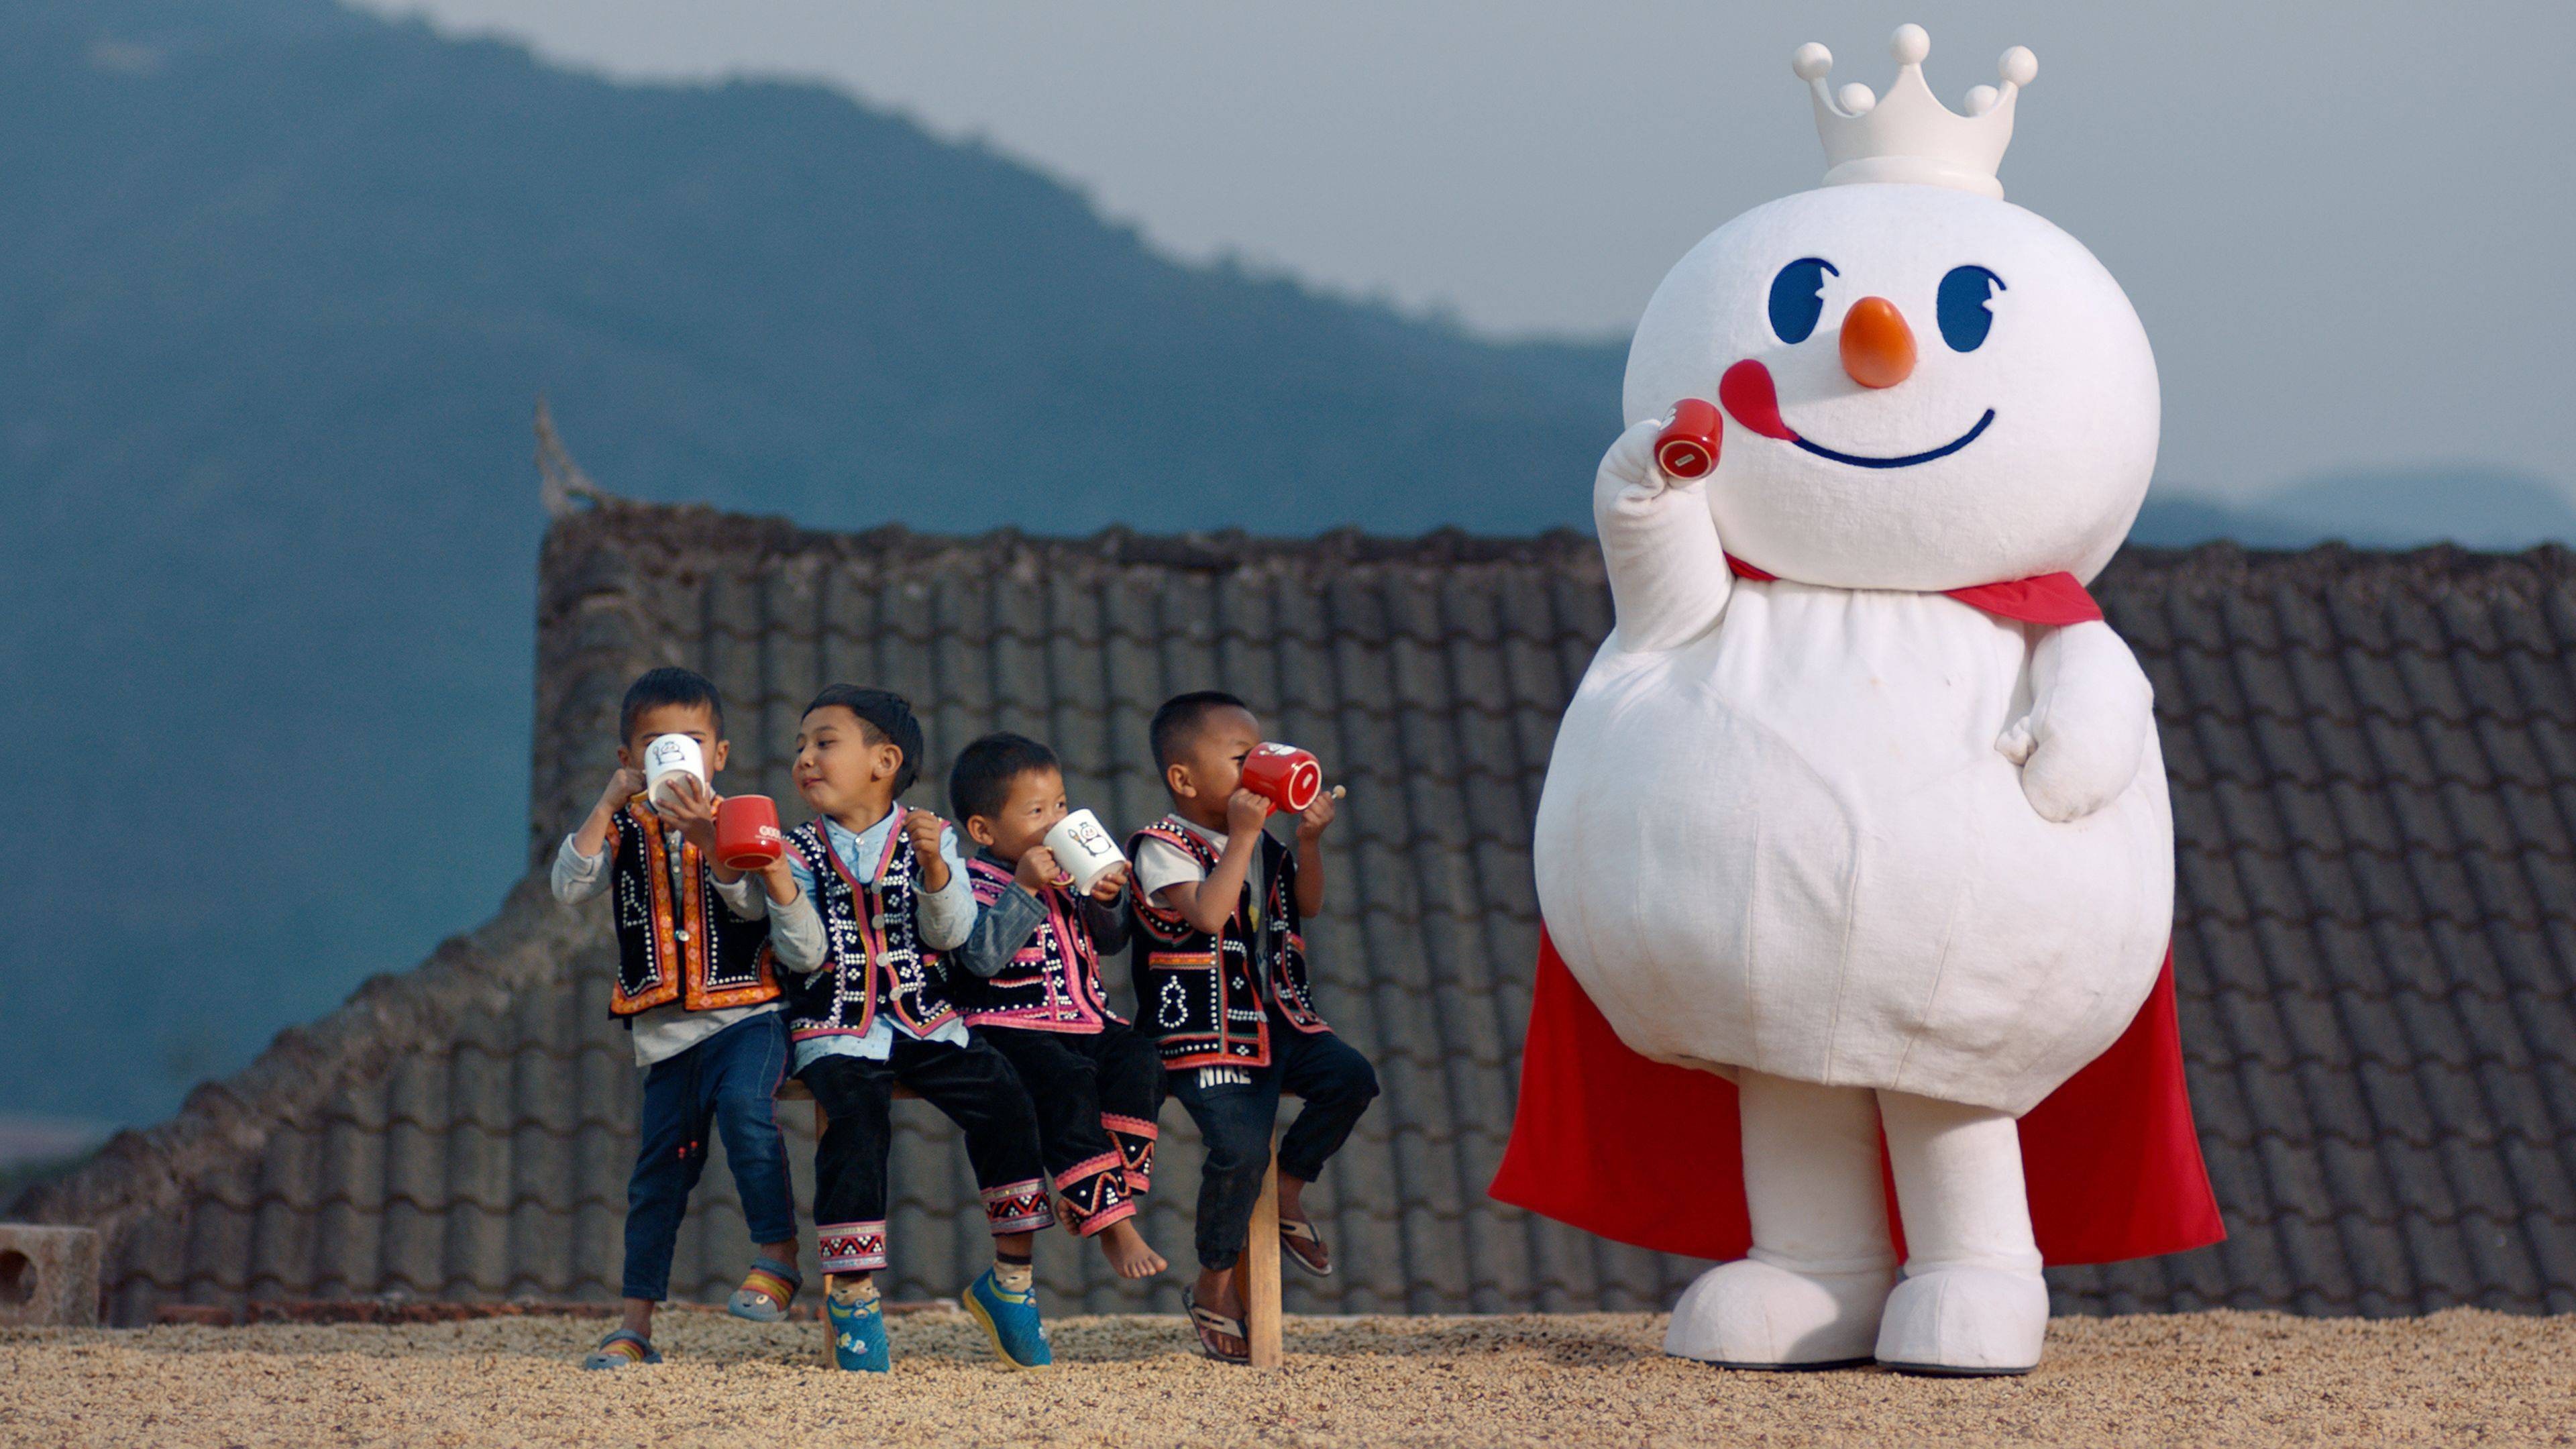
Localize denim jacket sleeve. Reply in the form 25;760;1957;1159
948;883;1049;979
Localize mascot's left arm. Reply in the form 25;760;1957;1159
1997;619;2154;822
1594;417;1733;653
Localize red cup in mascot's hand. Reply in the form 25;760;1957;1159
1653;398;1723;480
714;795;785;871
1240;743;1324;815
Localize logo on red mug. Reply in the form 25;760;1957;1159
1241;743;1324;814
715;795;786;871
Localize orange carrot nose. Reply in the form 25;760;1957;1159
1839;296;1917;389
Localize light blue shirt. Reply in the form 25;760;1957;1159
784;807;977;1069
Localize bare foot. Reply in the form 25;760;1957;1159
1099;1218;1167;1279
1191;1267;1246;1360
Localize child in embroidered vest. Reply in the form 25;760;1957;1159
1128;691;1380;1365
771;686;1056;1373
944;732;1169;1281
549;667;815;1368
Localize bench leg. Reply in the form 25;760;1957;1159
1242;1148;1285;1368
816;1100;831;1361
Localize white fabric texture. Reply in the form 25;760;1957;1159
1532;183;2176;1114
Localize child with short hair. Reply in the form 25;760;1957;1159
770;686;1056;1373
550;667;816;1368
945;732;1169;1280
1129;691;1379;1364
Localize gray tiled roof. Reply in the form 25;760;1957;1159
21;500;2575;1322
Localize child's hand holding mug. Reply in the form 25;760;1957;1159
1296;785;1338;842
1015;845;1067;894
600;765;646;808
1225;788;1273;841
1085;861;1130;903
661;773;722;853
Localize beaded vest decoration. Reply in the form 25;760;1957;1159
952;856;1125;1032
604;800;778;1017
782;806;959;1040
1127;817;1325;1069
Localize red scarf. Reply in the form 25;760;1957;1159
1723;554;2105;627
1487;570;2222;1267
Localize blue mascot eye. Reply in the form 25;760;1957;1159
1766;257;1838;343
1936;265;2005;352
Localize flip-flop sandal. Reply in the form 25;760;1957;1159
1182;1286;1251;1366
581;1328;662;1370
727;1257;801;1323
1279;1216;1333;1277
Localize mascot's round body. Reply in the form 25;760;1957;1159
1497;27;2222;1379
1533;180;2174;1117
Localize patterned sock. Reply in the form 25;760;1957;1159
830;1276;881;1307
994;1255;1034;1293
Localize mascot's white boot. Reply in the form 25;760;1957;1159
1664;1075;2049;1374
1665;1072;1894;1368
1874;1091;2049;1374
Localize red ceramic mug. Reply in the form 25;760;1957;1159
1654;397;1723;480
714;794;785;871
1240;743;1324;814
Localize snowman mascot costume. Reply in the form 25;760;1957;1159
1491;26;2222;1376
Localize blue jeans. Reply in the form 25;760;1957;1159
622;1011;796;1302
1167;1024;1379;1273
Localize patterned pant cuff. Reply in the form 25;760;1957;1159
1053;1152;1132;1238
1104;1114;1159;1195
818;1221;888;1273
981;1179;1056;1234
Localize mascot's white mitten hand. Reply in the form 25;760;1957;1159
1595;418;1732;653
1593;416;1674;513
1996;620;2153;823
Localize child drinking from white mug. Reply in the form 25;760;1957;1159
550;667;814;1368
945;732;1170;1281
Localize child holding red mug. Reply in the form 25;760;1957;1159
1128;691;1377;1366
547;667;819;1369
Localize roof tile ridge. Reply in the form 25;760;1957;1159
11;875;596;1248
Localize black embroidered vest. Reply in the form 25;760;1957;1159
782;808;960;1040
605;800;780;1017
951;856;1124;1033
1127;816;1324;1069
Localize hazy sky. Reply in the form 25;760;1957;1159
349;0;2574;500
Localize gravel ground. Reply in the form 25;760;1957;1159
3;1307;2569;1447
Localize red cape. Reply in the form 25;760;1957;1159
1489;931;2222;1264
1488;561;2222;1266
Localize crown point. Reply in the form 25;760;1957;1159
1792;43;1833;83
1999;46;2037;87
1964;85;2000;117
1890;24;1931;66
1837;83;1878;116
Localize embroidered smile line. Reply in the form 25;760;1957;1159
1716;358;1994;470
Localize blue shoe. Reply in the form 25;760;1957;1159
825;1289;890;1373
962;1267;1052;1370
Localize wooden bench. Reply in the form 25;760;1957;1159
774;1078;1288;1368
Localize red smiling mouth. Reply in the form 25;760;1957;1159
1715;358;1996;470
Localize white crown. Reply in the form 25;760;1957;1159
1794;24;2036;200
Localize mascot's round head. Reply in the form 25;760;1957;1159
1623;25;2158;590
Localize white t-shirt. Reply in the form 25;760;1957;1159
1135;816;1260;908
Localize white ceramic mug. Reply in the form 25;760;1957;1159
641;733;706;810
1042;808;1126;896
